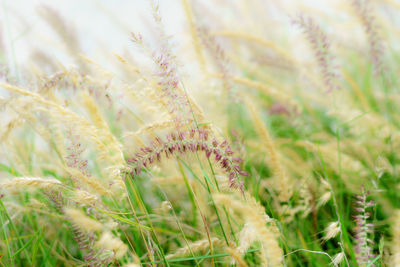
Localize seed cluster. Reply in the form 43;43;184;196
127;128;248;190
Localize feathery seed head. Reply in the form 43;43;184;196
353;185;376;266
323;221;341;240
0;177;62;191
64;208;102;232
292;14;340;93
96;231;128;259
126;127;248;190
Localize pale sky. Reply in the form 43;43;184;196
1;0;398;77
1;0;185;71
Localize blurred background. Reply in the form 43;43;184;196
2;0;399;79
1;0;184;71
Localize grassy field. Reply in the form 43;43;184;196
0;0;399;266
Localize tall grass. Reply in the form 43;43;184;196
0;0;399;266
